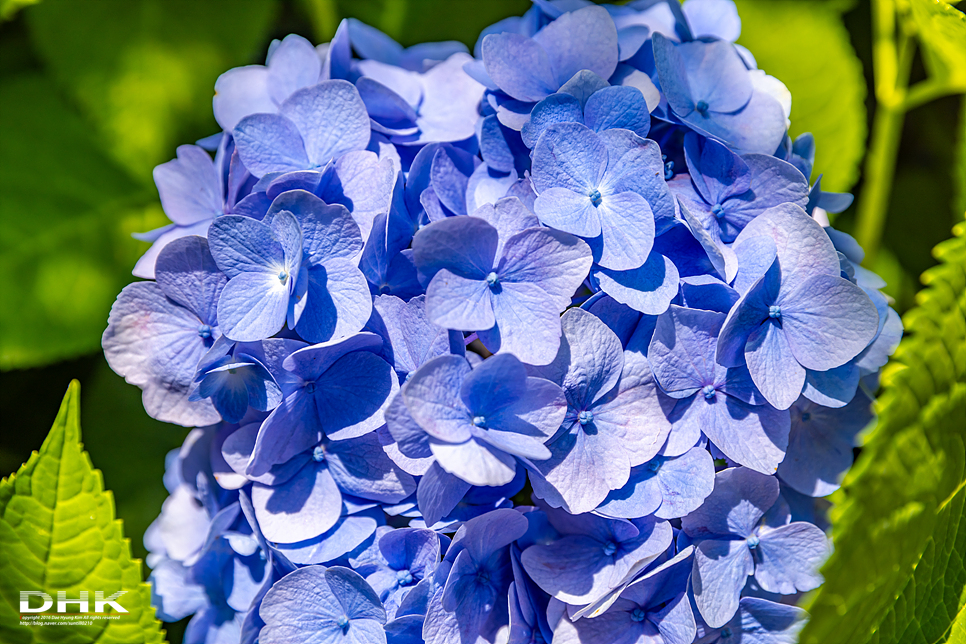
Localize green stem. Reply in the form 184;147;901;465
854;103;906;265
855;3;916;266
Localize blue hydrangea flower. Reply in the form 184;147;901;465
347;18;468;72
412;197;592;364
521;84;651;149
423;509;527;644
259;565;387;644
693;597;807;644
682;467;829;628
354;52;485;145
260;149;396;242
649;305;790;473
597;446;715;520
352;528;441;620
208;190;371;343
213;34;322;132
669;133;809;244
233;80;371;178
400;353;567;486
243;333;396;475
777;391;872;497
651;33;787;155
549;546;695;644
190;338;283;424
481;5;618;105
134;145;228;279
717;204;880;410
521;506;672;606
103;235;226;426
531;122;675;270
526;308;675;514
249;431;415;545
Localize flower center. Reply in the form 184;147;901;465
486;272;499;287
746;534;760;549
711;203;725;219
696;100;710;116
720;627;733;639
379;284;391;295
630;607;647;622
197;324;212;339
647;459;662;473
662;154;674;180
578;410;594;425
801;412;811;421
702;384;716;399
312;445;325;462
277;270;288;284
336;615;349;630
588;189;603;207
768;305;782;319
602;541;617;556
304;381;317;395
472;415;487;428
396;569;414;586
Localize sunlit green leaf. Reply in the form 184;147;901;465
908;0;966;93
0;0;39;21
0;75;163;370
0;381;165;644
736;0;867;193
25;0;278;182
800;221;966;644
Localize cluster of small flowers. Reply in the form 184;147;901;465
104;1;903;643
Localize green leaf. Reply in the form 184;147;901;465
0;381;165;644
0;0;39;21
735;0;868;193
908;0;966;93
800;221;966;644
25;0;278;182
955;99;966;218
0;75;164;370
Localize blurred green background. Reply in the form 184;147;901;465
0;0;962;642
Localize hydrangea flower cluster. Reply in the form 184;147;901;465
105;2;903;643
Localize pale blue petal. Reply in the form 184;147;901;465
754;522;829;594
692;538;754;628
234;113;309;177
280;80;371;167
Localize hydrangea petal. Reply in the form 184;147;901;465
754;522;829;595
251;461;342;543
234;113;310;177
280;80;371;167
692;538;754;628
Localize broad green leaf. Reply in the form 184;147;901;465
0;75;162;370
908;0;966;93
0;381;165;644
0;0;39;21
25;0;278;182
736;0;867;193
800;221;966;644
955;99;966;218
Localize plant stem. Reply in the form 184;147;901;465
854;101;906;265
855;1;916;266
